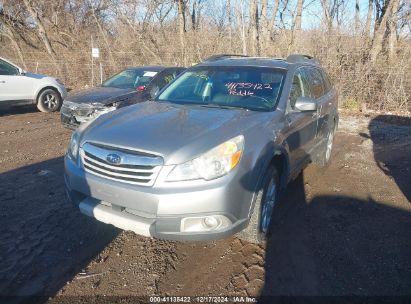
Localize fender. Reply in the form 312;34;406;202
246;142;291;218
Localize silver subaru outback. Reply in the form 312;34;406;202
65;54;338;243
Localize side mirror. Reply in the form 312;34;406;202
18;68;26;75
294;96;317;111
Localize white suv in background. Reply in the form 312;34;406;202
0;57;67;112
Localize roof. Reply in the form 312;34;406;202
198;57;290;69
197;54;320;69
125;66;183;72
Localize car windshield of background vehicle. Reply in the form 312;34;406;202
101;69;158;89
156;66;286;111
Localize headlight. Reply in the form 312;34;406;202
166;135;244;182
68;131;80;160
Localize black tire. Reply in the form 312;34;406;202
318;124;336;167
237;165;280;244
36;88;62;113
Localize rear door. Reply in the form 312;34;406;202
306;67;334;141
284;67;318;168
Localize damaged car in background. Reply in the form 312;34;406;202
60;66;185;129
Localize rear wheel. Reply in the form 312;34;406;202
36;88;62;113
237;165;279;244
318;125;336;167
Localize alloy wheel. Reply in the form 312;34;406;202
261;178;277;234
325;130;334;163
42;93;58;110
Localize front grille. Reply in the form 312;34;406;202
81;142;163;186
62;101;96;117
74;107;94;117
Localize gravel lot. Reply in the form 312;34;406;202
0;106;410;302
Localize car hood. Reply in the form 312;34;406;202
66;87;136;105
25;72;48;79
81;102;267;164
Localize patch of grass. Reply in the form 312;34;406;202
343;97;362;112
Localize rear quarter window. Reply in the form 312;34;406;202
306;67;326;99
320;69;333;92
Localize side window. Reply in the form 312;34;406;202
306;68;325;98
289;69;311;109
0;60;18;76
149;70;180;98
155;70;179;89
320;69;332;92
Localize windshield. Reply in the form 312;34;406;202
156;66;286;111
101;69;158;89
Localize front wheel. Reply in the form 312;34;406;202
237;165;280;244
36;89;62;113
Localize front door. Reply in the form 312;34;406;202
0;59;33;101
284;68;318;169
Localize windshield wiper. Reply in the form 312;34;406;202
198;104;249;111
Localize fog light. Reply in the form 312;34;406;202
203;216;219;229
180;215;231;232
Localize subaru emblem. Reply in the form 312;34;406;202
106;153;121;165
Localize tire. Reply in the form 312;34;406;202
237;165;280;244
318;125;336;167
36;88;62;113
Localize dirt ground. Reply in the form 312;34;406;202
0;106;410;303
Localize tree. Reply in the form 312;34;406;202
369;0;398;62
176;0;187;65
0;8;27;69
22;0;57;62
260;0;280;54
363;0;374;38
355;0;360;35
388;0;400;61
249;0;259;56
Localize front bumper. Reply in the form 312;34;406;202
64;155;253;241
61;111;80;129
60;103;115;129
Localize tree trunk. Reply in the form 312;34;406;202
237;0;247;55
249;0;259;56
266;0;280;52
22;0;57;62
388;0;399;61
292;0;304;50
177;0;187;65
91;6;116;68
0;19;27;69
355;0;360;35
226;0;232;51
294;0;303;33
321;0;333;31
191;0;196;31
369;0;395;62
260;0;280;55
260;0;268;54
363;0;373;38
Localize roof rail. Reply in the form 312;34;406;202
286;54;320;65
203;54;249;62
